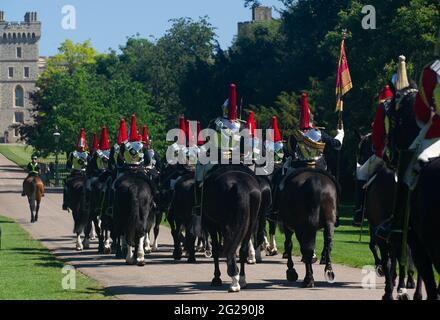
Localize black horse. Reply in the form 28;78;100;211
202;164;261;292
87;170;112;254
64;173;89;251
278;167;339;288
113;169;155;266
388;85;440;300
357;132;422;300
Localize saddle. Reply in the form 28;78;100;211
277;166;340;198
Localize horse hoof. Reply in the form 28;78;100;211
204;250;212;258
137;259;145;267
229;285;241;293
312;253;318;264
325;270;335;283
76;246;83;252
382;294;394;301
302;277;315;288
125;258;135;265
104;247;112;255
83;243;90;249
187;257;196;264
211;278;222;287
35;216;38;222
398;293;409;301
413;293;423;301
286;269;298;282
239;276;247;289
266;249;278;256
256;257;263;263
247;258;256;265
282;252;288;259
376;265;384;278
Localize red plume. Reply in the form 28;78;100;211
246;111;256;138
76;128;88;151
92;133;99;151
142;125;149;145
117;119;128;144
272;116;282;143
197;121;204;146
179;115;186;145
379;85;393;103
300;92;312;130
129;114;140;142
99;127;110;150
228;84;237;121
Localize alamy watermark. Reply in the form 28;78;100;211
61;5;76;30
61;265;76;290
165;121;277;176
362;5;376;30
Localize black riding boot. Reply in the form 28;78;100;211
352;180;366;227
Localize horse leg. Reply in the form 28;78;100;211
75;233;83;251
125;237;134;265
323;223;335;283
378;241;394;300
144;232;152;253
284;229;298;282
94;217;104;254
268;221;278;256
406;248;416;289
104;230;112;254
115;236;123;259
204;231;212;258
297;229;317;288
247;239;256;265
185;221;196;264
136;236;145;266
369;228;383;276
82;222;92;249
210;230;222;287
239;237;251;290
170;219;182;260
227;248;240;293
28;196;35;223
152;212;162;251
408;232;438;300
413;274;423;300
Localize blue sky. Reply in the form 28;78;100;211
1;0;283;56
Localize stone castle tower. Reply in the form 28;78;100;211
0;11;45;143
238;6;273;36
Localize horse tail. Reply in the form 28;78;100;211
302;176;321;228
126;184;140;246
222;184;251;258
73;185;89;235
28;179;37;212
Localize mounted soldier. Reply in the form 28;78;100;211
62;128;89;211
352;85;394;226
22;154;42;197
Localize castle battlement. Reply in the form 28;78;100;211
0;11;41;43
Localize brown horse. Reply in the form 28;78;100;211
23;175;44;223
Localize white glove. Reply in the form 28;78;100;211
335;129;345;145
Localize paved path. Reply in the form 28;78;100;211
0;153;418;300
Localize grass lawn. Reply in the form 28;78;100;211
270;204;373;268
0;215;112;300
0;144;67;169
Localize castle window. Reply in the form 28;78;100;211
15;86;24;107
14;112;24;123
24;67;30;78
17;47;22;58
8;67;13;78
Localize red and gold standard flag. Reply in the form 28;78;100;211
335;39;353;112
